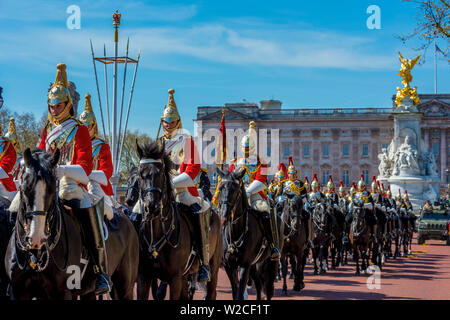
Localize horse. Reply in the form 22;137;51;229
327;199;345;270
371;203;388;269
217;167;283;300
309;201;333;275
5;148;139;300
399;208;416;256
349;199;372;276
0;197;13;300
280;193;307;296
135;140;222;300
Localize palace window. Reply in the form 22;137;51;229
322;170;330;184
432;142;439;156
342;144;349;156
303;144;310;157
284;144;290;158
362;144;369;156
322;144;329;157
343;170;349;185
363;170;369;184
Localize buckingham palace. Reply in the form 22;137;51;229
194;93;450;194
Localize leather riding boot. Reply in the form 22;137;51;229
269;209;281;261
191;203;211;283
76;205;111;295
307;216;314;249
262;212;280;261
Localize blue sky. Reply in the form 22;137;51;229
0;0;448;138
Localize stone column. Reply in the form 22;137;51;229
441;128;447;183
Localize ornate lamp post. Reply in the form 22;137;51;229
90;10;141;197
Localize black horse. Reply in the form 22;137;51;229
327;199;345;270
280;193;307;295
217;168;283;300
399;207;416;256
349;199;372;276
309;201;333;275
5;148;139;300
135;141;222;300
0;197;13;300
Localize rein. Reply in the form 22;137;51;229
138;158;181;259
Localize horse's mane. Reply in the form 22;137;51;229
138;140;174;197
24;148;56;184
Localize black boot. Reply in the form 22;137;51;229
76;205;111;295
191;203;211;283
262;213;280;261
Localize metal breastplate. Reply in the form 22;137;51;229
47;123;78;165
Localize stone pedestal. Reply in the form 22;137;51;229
378;97;440;210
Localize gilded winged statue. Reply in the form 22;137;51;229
395;52;421;107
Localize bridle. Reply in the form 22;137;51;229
352;200;367;237
138;157;180;259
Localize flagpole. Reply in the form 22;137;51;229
434;40;437;94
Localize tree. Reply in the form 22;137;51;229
118;129;153;185
398;0;449;63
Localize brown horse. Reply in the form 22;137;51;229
135;140;222;300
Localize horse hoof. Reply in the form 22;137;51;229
355;271;360;276
282;289;288;296
314;270;319;275
289;274;294;280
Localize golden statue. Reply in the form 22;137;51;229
395;52;421;107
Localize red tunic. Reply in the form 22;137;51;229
229;156;268;200
95;143;114;196
38;122;93;179
170;136;200;197
0;140;17;192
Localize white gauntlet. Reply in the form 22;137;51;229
56;165;89;185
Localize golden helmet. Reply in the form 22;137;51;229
371;176;378;192
386;185;392;198
241;121;256;155
311;172;319;190
338;180;345;194
275;162;287;180
287;156;297;176
48;63;73;124
48;63;72;107
396;189;403;200
161;88;180;123
4;118;19;149
79;93;98;137
304;176;310;191
358;174;366;191
349;182;356;194
327;174;334;191
404;190;410;201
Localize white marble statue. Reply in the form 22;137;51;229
378;148;392;177
393;135;420;175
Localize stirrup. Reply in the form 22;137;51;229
95;273;111;295
271;247;280;261
198;265;211;283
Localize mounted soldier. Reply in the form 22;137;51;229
404;190;414;213
304;173;325;247
338;180;350;243
78;93;117;222
10;63;110;295
352;174;377;242
281;157;311;248
154;88;211;282
229;121;280;260
4;118;22;192
0;120;17;202
268;162;287;208
304;176;311;194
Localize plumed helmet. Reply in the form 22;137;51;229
304;176;310;191
311;172;319;190
396;189;402;200
48;63;71;106
276;162;287;179
161;88;181;124
327;174;334;191
47;63;73;124
79;93;97;137
241;121;256;154
349;182;356;194
358;174;366;191
404;190;409;201
338;180;345;194
287;156;297;176
4;118;19;149
371;176;378;192
386;185;392;198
